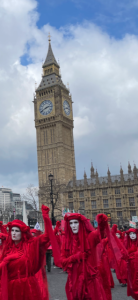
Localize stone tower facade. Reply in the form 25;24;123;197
34;40;76;194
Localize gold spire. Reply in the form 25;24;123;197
48;32;51;43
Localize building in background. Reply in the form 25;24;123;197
34;40;138;226
65;163;138;226
0;188;43;228
34;37;76;209
0;188;21;212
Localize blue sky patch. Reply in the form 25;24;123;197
36;0;138;38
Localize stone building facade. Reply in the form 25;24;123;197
65;163;138;225
34;40;138;225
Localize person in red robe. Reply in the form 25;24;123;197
126;228;138;300
111;224;128;287
0;221;8;254
0;205;60;300
30;228;49;300
61;212;109;300
54;221;62;252
97;237;114;300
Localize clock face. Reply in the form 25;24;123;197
39;100;53;116
63;100;70;116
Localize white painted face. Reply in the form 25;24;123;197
116;233;121;239
129;232;137;240
11;227;21;242
69;219;79;234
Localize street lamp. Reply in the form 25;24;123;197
48;172;54;225
48;173;54;182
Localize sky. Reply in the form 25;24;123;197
1;0;138;194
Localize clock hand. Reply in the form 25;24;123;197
40;105;50;113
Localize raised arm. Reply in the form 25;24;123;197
88;214;108;247
40;205;61;267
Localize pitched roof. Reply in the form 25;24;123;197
67;172;137;187
43;42;59;68
36;73;68;92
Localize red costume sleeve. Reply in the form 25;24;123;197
41;205;61;267
54;221;61;235
88;229;100;247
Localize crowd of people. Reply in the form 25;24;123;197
0;206;137;300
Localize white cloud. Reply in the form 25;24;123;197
0;2;138;192
74;116;94;138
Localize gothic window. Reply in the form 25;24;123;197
115;189;120;194
103;199;108;208
52;150;53;163
53;128;55;143
128;187;134;194
80;201;85;209
130;210;136;217
79;191;84;198
68;192;73;199
46;130;48;144
129;197;135;206
116;198;121;207
43;131;45;145
54;149;56;163
51;129;52;143
102;189;108;195
117;211;122;217
91;190;95;196
91;200;96;209
69;202;73;211
47;151;49;164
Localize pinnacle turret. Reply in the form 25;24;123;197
90;162;95;178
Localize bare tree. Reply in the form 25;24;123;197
39;180;67;223
22;184;38;210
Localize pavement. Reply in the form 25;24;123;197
47;266;133;300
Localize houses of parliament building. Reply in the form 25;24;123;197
34;37;138;225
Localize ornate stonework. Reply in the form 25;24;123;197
66;163;138;225
34;41;76;208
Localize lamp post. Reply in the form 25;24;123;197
48;172;54;225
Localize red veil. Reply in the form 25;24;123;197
62;213;95;299
125;228;138;299
0;220;34;300
64;213;94;256
126;228;138;250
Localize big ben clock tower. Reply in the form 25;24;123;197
34;37;76;198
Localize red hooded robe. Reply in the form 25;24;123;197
0;205;61;300
126;228;138;300
61;212;108;300
111;225;128;285
30;229;49;300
